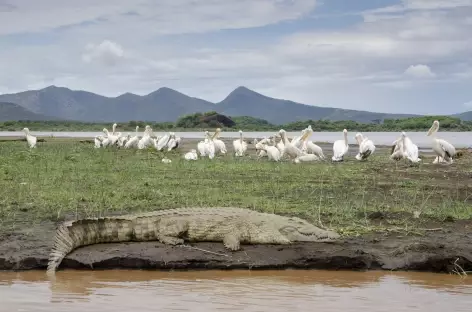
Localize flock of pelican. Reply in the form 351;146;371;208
93;124;181;152
21;120;457;165
246;120;456;165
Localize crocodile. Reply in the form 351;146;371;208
47;207;340;274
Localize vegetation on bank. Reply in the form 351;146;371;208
1;112;472;132
0;140;470;235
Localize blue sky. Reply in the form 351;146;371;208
0;0;471;114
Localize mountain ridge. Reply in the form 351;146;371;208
0;102;61;121
0;85;469;123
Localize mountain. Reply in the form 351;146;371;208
0;85;467;124
216;87;419;124
0;102;59;121
452;111;472;121
0;86;214;122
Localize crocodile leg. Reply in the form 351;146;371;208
156;219;189;245
223;232;242;250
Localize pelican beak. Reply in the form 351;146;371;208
211;129;220;139
300;129;311;141
427;124;436;136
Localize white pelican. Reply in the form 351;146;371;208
94;135;104;148
167;133;181;151
155;132;171;151
427;120;456;164
101;128;111;147
300;126;325;159
107;123;120;146
212;128;227;155
304;141;325;159
290;128;309;149
278;129;306;159
275;135;285;154
204;137;216;159
197;131;210;156
332;129;349;162
233;130;248;157
117;134;128;147
254;137;271;158
294;154;320;163
390;137;404;161
22;128;37;148
184;149;198;160
354;132;376;161
253;138;264;157
124;126;140;149
391;132;421;163
137;125;154;149
402;132;421;163
262;144;281;162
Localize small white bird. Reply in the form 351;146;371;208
161;158;172;164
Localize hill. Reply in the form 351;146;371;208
0;102;59;121
216;87;419;124
0;86;214;122
0;85;469;124
452;111;472;121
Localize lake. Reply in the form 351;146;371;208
1;131;471;148
0;270;470;312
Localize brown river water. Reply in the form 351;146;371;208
0;270;471;312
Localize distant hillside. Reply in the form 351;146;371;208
0;102;59;121
452;111;472;121
0;85;469;124
216;87;420;124
0;86;214;122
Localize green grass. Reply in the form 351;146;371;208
0;140;471;235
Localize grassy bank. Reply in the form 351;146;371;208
0;139;471;236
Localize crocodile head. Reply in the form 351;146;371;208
278;217;340;241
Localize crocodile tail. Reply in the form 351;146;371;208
47;222;76;275
47;217;134;274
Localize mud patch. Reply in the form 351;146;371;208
0;220;471;274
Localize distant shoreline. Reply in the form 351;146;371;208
1;114;472;132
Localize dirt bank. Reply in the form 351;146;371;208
1;218;471;274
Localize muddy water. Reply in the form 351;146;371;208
0;270;471;312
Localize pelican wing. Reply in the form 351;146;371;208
436;139;456;158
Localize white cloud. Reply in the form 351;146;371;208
0;0;317;36
403;0;472;10
82;40;124;66
464;101;472;108
0;0;471;115
404;64;436;78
